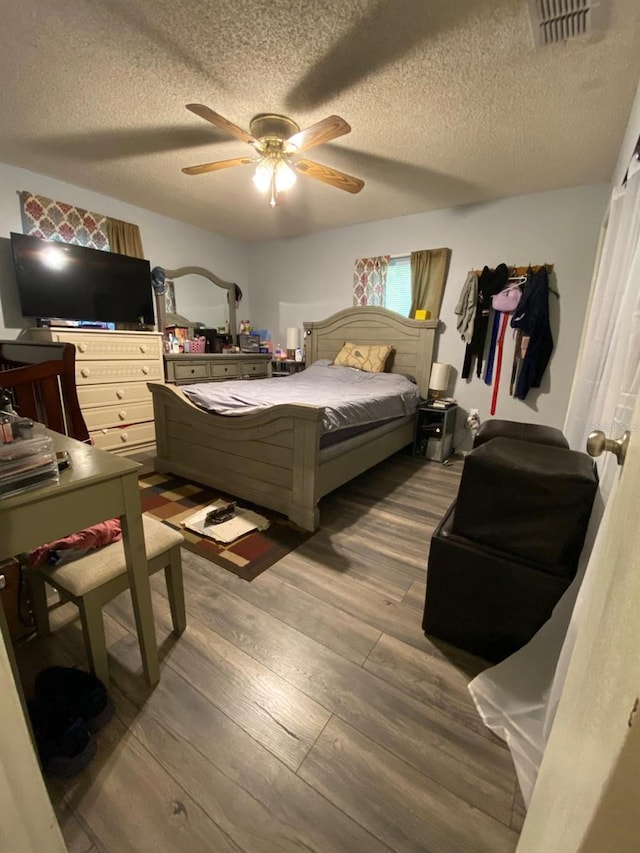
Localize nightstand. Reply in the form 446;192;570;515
414;402;458;462
272;359;305;377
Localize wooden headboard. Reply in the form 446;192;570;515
304;306;438;399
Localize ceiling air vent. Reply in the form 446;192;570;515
528;0;608;47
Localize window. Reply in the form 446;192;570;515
384;255;411;317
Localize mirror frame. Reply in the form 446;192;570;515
156;266;237;338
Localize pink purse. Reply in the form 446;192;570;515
492;283;522;313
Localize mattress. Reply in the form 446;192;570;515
319;415;414;460
181;359;421;434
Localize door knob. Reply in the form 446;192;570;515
586;430;630;466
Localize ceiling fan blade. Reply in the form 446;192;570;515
182;157;254;175
295;159;364;193
186;104;256;145
286;115;350;153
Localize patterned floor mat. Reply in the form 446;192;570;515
138;473;312;581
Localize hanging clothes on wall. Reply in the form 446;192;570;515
461;264;509;379
483;277;525;411
484;310;501;386
454;271;478;344
510;266;553;399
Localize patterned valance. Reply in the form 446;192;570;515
352;256;390;307
19;191;110;250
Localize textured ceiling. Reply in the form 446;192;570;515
1;0;639;242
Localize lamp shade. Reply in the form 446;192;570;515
429;362;451;393
286;327;300;352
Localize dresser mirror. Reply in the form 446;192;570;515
159;266;237;337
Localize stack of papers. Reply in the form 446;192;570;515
182;501;269;544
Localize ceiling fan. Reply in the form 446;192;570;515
181;105;365;206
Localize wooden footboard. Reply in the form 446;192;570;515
150;383;324;530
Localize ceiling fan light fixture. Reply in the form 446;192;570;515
183;106;364;201
274;159;296;192
252;154;297;205
252;159;272;193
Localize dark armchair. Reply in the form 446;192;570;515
423;421;598;662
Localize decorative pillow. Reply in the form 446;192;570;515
333;341;393;373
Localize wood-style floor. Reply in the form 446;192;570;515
16;450;524;853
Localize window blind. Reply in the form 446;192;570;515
384;255;412;317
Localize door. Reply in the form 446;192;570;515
516;396;640;851
0;603;65;851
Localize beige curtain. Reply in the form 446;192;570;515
107;218;145;258
409;248;451;318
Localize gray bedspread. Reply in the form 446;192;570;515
181;359;420;434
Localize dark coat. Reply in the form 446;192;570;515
462;263;509;379
510;266;553;399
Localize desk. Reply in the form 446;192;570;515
0;431;159;685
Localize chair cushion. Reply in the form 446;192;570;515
36;515;183;597
473;419;569;449
452;438;597;576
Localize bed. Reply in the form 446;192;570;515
148;306;438;530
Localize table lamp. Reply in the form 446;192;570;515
286;327;300;359
428;362;451;400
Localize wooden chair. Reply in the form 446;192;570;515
0;340;89;441
28;516;186;687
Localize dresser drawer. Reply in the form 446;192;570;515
90;421;156;452
41;330;162;361
77;381;153;408
173;362;210;381
83;400;154;431
239;360;270;378
76;361;163;385
211;362;239;379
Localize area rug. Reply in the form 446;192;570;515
138;473;312;581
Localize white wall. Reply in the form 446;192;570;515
249;183;609;437
0;162;249;337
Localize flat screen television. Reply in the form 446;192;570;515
10;232;154;325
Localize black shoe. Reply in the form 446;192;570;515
35;666;114;733
27;698;96;778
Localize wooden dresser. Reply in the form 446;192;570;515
30;328;163;453
164;352;272;385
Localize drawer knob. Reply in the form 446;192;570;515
120;432;129;442
116;389;125;399
78;343;87;353
191;368;196;374
141;366;149;375
119;410;126;420
81;368;90;378
139;344;147;353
